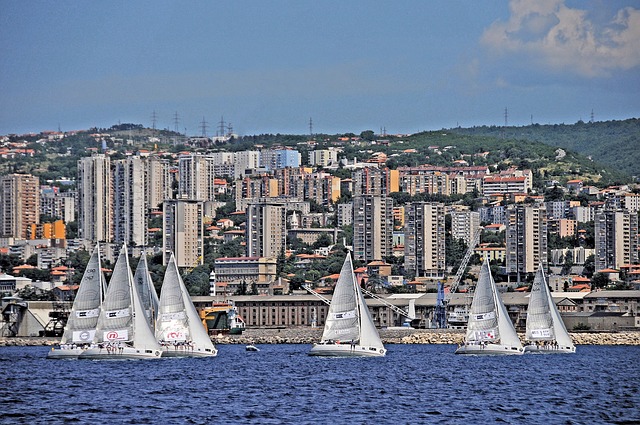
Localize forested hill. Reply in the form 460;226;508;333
449;118;640;177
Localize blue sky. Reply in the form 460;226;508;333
1;0;639;136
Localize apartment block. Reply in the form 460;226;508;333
506;204;548;278
163;199;204;267
352;195;394;262
0;174;39;239
594;209;639;271
404;202;446;279
114;156;148;247
77;155;112;243
451;210;480;247
245;201;287;259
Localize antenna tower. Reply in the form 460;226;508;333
227;122;233;135
200;116;209;137
504;107;508;127
590;109;594;123
309;117;313;137
173;112;180;133
151;110;158;132
218;116;226;137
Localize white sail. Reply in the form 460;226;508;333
541;266;575;350
310;253;385;356
133;254;159;330
456;260;522;354
320;254;361;343
94;244;161;352
156;255;190;342
60;244;105;345
465;261;500;343
526;265;555;341
156;254;217;355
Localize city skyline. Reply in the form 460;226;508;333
1;0;639;136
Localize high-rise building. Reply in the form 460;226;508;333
352;167;399;196
245;201;287;258
40;186;75;224
114;156;148;247
77;155;112;242
595;209;639;271
146;156;173;211
352;195;394;262
404;202;446;278
451;210;480;247
178;154;215;201
0;174;39;239
506;205;548;278
163;199;204;267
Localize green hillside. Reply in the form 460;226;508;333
448;118;640;177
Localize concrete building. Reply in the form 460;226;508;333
308;148;339;167
163;199;203;267
352;195;394;263
0;174;39;240
404;202;446;279
352;167;399;197
114;156;148;247
261;149;301;170
245;201;287;259
39;186;75;224
178;154;215;202
77;155;112;243
146;156;173;211
506;204;548;279
451;210;480;247
595;209;639;271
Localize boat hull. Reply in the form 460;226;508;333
160;347;218;357
524;344;576;354
308;343;386;357
78;346;162;360
455;343;524;355
46;347;85;359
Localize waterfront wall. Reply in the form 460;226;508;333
2;329;639;346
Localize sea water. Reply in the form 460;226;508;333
1;344;638;424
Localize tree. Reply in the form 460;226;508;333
591;272;610;289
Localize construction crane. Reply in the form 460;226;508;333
185;255;204;274
436;228;482;328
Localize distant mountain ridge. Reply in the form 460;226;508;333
449;118;640;177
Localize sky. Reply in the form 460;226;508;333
1;0;639;136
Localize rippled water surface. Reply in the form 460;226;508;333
1;344;638;424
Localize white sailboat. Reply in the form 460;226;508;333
79;244;162;360
156;253;218;357
48;244;107;359
455;260;524;355
133;253;159;331
309;253;386;357
524;264;576;353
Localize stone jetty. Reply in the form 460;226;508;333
1;328;639;347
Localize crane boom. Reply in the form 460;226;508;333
448;228;481;296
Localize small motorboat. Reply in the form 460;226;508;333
245;345;260;352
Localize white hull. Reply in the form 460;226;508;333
309;343;386;357
78;346;162;360
47;347;85;359
455;343;524;355
160;347;217;357
524;344;575;354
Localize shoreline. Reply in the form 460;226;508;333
2;328;639;347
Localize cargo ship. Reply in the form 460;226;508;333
199;302;246;335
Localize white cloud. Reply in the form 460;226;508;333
481;0;640;77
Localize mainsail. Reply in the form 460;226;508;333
466;261;500;343
320;254;361;343
60;244;105;345
156;254;190;342
156;253;217;354
133;253;159;330
526;265;555;341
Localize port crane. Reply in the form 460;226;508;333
434;228;482;328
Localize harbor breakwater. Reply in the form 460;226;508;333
2;328;639;347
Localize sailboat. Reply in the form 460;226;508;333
79;244;162;359
524;264;576;353
309;253;386;357
155;253;218;357
455;260;523;355
48;244;107;359
133;253;159;331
